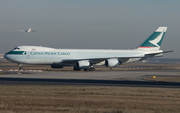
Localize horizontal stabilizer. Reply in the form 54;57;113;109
145;50;175;56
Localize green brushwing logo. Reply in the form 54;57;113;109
139;32;165;48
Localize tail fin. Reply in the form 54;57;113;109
27;28;31;32
137;27;167;50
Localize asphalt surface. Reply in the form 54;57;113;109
0;70;180;88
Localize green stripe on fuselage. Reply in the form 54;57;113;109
6;51;26;55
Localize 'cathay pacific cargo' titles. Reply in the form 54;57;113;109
4;27;174;71
30;52;70;55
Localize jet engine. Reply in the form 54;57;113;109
51;64;63;68
76;60;90;69
105;59;120;67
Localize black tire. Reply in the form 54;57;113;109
89;68;95;71
84;69;88;71
19;67;23;70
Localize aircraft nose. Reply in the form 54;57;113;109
4;53;10;60
4;52;18;61
4;54;7;59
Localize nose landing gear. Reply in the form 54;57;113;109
18;64;23;70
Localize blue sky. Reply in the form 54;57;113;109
0;0;179;58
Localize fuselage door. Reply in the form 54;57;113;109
26;51;30;59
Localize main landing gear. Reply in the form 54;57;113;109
18;63;23;70
84;66;95;71
73;66;95;71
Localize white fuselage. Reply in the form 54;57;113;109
4;46;163;66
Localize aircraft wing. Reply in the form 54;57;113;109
60;57;141;65
61;58;106;65
60;50;175;65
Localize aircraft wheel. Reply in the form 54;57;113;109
92;68;95;71
83;67;95;71
18;64;23;70
19;66;23;70
84;69;88;71
89;67;95;71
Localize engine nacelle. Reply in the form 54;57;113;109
76;60;90;69
105;59;120;67
51;64;63;68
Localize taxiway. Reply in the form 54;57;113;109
0;70;180;88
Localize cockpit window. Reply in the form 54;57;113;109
13;47;20;50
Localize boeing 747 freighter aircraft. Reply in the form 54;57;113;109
5;27;174;71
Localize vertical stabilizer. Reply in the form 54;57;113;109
137;27;167;50
27;28;31;32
